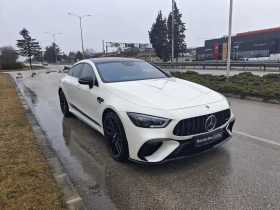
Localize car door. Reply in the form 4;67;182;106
62;65;75;103
65;63;84;109
76;63;102;127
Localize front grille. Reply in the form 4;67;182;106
173;109;231;136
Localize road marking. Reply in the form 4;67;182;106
55;173;67;179
233;130;280;147
66;197;82;204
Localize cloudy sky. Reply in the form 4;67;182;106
1;0;279;55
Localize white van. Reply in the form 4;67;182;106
269;54;280;61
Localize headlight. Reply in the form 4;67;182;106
127;113;171;128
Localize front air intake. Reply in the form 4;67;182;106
173;109;231;136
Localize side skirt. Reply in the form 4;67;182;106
69;103;104;135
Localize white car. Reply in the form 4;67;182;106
59;57;235;163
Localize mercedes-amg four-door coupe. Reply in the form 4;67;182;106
59;57;235;163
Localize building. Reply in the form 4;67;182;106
196;27;280;61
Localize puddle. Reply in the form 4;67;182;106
12;72;117;210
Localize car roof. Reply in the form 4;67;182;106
89;57;143;64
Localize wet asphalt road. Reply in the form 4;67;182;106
11;71;280;210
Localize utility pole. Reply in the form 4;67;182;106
226;0;233;82
102;40;105;53
46;32;61;63
171;0;174;63
68;13;91;59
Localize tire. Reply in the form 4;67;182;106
103;111;129;162
59;90;72;117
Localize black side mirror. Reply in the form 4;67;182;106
165;70;171;76
78;76;94;89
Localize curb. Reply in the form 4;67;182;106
223;93;280;104
10;75;86;210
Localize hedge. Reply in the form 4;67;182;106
1;62;23;70
172;71;280;101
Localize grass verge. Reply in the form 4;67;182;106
172;71;280;101
2;66;44;72
0;74;65;209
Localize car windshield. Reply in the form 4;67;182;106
96;61;168;83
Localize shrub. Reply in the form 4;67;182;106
63;66;70;70
1;62;23;70
172;71;280;101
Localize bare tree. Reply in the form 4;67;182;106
84;48;97;58
0;46;19;63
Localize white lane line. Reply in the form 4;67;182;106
66;197;82;204
233;130;280;147
55;173;67;179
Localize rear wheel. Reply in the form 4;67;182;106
59;90;72;117
103;112;129;162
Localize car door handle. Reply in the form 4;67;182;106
97;97;104;103
76;85;81;89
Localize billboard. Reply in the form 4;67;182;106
106;42;151;49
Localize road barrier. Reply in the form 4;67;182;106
154;61;280;70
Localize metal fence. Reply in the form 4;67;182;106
153;61;280;70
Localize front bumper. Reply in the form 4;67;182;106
127;116;235;164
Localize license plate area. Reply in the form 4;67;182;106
195;130;223;147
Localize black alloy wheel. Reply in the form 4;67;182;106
59;90;71;117
104;112;128;161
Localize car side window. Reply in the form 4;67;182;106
81;64;96;80
72;64;84;78
67;66;75;76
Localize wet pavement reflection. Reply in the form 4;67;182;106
10;71;280;210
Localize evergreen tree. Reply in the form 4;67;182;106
44;43;61;63
148;11;168;61
167;1;187;61
16;28;41;68
76;51;83;61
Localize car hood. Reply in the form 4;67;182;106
104;77;224;111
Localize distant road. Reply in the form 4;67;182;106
165;68;280;76
28;63;279;76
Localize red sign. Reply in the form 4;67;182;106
214;44;219;60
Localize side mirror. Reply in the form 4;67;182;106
165;70;171;76
78;76;94;89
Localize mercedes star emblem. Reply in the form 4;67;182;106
205;115;217;131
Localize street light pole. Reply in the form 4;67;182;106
226;0;233;82
68;13;91;59
79;17;85;58
46;32;61;63
171;0;174;63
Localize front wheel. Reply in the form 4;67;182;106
103;112;129;162
59;90;72;117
